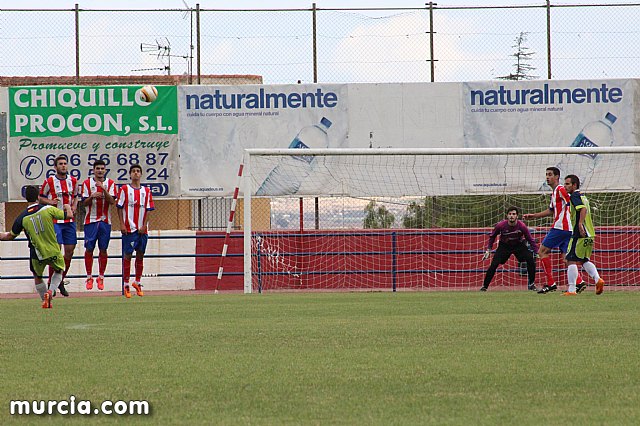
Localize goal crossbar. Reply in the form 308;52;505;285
246;146;640;157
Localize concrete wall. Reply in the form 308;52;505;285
0;230;196;294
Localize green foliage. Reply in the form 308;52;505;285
400;193;640;228
402;197;435;228
402;195;548;228
363;200;395;229
587;192;640;226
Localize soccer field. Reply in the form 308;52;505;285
2;291;640;424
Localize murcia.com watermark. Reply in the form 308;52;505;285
10;395;150;416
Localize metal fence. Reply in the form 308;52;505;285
2;2;640;231
1;2;640;83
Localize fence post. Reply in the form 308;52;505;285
312;3;318;83
428;2;436;82
257;236;263;293
197;3;201;84
0;113;7;204
546;0;552;79
75;3;80;84
392;231;397;292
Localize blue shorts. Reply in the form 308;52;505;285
54;222;77;245
122;232;148;255
84;221;112;251
541;228;573;253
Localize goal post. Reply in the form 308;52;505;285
243;146;640;294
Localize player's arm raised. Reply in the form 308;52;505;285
0;231;17;241
522;208;552;221
1;214;25;241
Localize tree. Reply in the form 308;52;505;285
363;201;395;229
402;197;435;228
497;32;538;81
401;195;551;229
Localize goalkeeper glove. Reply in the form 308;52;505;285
482;250;491;261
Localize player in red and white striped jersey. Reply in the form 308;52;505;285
116;164;154;298
39;155;79;296
523;167;585;294
81;159;117;291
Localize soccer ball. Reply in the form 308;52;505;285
139;85;158;103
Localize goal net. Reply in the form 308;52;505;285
242;147;640;293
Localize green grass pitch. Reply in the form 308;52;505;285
2;291;640;424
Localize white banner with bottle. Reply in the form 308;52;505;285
178;84;349;197
462;79;637;192
177;80;637;196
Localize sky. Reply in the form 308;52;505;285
2;1;639;83
2;0;621;10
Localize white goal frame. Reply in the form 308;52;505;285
242;146;640;294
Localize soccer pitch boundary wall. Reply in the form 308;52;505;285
195;228;640;293
0;231;228;294
2;228;639;294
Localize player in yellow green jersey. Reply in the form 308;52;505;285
0;185;73;308
563;175;605;296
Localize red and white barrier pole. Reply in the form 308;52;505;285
216;163;244;293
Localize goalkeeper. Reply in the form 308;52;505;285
480;207;539;291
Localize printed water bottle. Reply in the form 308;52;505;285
256;117;332;196
540;112;616;190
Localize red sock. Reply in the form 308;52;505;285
135;258;144;283
62;257;71;280
541;257;555;285
84;251;93;276
98;253;108;276
123;258;132;283
47;265;53;285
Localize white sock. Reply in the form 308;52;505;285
35;282;47;300
567;264;578;292
50;271;63;293
582;261;601;282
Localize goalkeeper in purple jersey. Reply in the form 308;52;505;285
480;206;539;292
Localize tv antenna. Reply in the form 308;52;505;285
134;37;192;76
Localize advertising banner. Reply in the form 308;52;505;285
462;79;636;192
179;80;636;197
8;85;179;201
178;84;348;197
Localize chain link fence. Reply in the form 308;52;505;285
2;3;640;230
2;3;640;82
